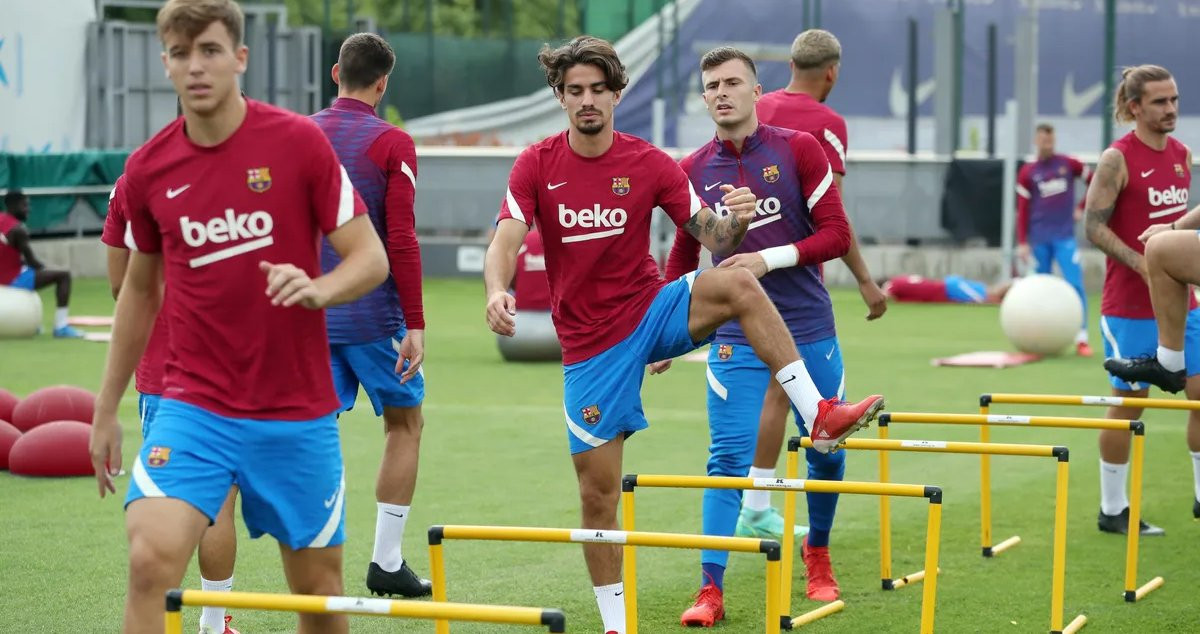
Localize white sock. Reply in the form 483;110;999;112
775;359;823;424
593;582;625;633
1099;459;1130;516
1191;452;1200;501
743;466;775;511
1076;329;1089;344
198;576;232;634
1157;345;1185;372
54;307;68;330
372;502;410;572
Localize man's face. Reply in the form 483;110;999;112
1133;79;1179;134
701;59;761;129
8;198;28;221
1035;129;1055;156
559;64;619;136
161;21;247;116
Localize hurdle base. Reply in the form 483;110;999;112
1125;576;1165;602
1052;613;1088;634
883;568;933;590
782;600;845;629
982;535;1021;558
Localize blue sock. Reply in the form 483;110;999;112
807;528;831;548
701;563;725;590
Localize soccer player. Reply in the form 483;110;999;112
1015;123;1093;356
87;2;388;633
1082;64;1193;536
310;33;431;598
0;190;85;338
882;274;1012;304
103;176;241;634
662;47;871;625
483;36;882;634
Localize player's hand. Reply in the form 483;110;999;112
717;252;769;278
1138;223;1172;243
859;279;888;320
89;413;122;498
719;185;756;226
1017;243;1031;262
647;359;673;375
396;329;424;383
1073;204;1085;222
487;291;518;336
260;261;327;309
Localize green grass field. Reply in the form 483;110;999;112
2;278;1198;633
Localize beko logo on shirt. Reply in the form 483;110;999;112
1148;186;1188;207
557;204;628;242
1036;177;1068;198
179;209;275;268
715;196;783;229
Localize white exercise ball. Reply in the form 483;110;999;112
999;274;1083;356
0;286;42;338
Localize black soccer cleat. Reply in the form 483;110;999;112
1103;356;1186;393
1097;507;1165;536
367;561;433;598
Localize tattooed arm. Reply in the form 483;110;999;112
1084;148;1144;279
683;184;755;256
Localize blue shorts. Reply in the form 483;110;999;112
125;398;345;550
330;326;425;416
706;336;845;435
8;266;34;290
562;271;712;454
1100;308;1200;390
944;275;988;304
138;392;162;439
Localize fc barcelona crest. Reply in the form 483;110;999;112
1176;163;1187;178
247;167;272;193
762;165;780;184
611;177;630;196
717;344;734;361
582;404;602;425
147;446;171;468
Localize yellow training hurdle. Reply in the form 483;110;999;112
622;473;942;633
790;436;1086;634
162;589;565;632
427;524;781;634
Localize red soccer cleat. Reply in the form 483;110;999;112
810;395;884;454
220;615;239;634
802;537;840;602
679;583;725;627
1076;341;1094;357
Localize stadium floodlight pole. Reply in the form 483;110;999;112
1001;98;1019;280
623;474;943;633
162;589;567;633
792;435;1087;634
428;525;782;634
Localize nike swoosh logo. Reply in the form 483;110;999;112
1141;169;1155;178
547;181;567;190
324;491;338;508
780;375;797;385
385;511;405;519
888;67;936;117
1062;73;1104;117
704;182;722;191
166;185;190;199
825;347;835;360
614;591;624;596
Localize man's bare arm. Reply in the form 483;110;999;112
1085;148;1143;274
7;227;44;270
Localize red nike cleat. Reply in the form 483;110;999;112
802;537;840;602
810;395;884;454
200;615;239;634
680;583;725;627
1076;341;1094;357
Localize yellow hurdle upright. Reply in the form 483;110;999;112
428;524;781;634
623;473;942;633
980;393;1165;604
162;589;566;633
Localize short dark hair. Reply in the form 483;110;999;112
700;46;757;77
157;0;244;47
537;36;628;95
4;190;26;209
1036;123;1054;133
337;33;396;91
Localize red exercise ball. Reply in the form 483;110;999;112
0;420;20;470
11;385;95;432
0;388;18;422
8;421;94;477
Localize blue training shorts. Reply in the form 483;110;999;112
1101;308;1200;390
137;392;162;439
330;326;425;416
8;265;34;290
125;398;345;550
561;271;713;454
